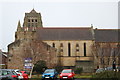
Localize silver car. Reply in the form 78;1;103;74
0;69;18;80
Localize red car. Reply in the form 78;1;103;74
59;69;75;80
20;71;29;80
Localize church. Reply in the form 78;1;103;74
8;9;119;72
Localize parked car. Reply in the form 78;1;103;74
14;69;24;80
59;69;75;80
42;69;58;80
106;67;112;71
0;70;8;80
20;71;28;80
117;66;120;71
95;68;105;73
0;69;18;80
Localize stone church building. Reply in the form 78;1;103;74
8;9;119;72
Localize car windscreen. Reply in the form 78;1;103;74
62;70;71;73
44;70;54;73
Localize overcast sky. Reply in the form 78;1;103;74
0;0;119;51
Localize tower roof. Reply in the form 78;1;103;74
30;8;37;13
17;20;21;27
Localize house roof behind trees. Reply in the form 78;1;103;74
94;29;119;42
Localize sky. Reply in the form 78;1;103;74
0;0;119;52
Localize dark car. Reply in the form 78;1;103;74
59;69;75;80
42;69;58;80
0;69;18;80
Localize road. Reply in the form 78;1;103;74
33;78;90;80
57;79;90;80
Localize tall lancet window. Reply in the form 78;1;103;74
84;43;86;56
76;43;79;52
68;43;71;57
52;43;55;48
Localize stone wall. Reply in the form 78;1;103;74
43;40;93;67
8;40;57;69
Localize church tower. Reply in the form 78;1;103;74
23;9;43;29
15;9;42;41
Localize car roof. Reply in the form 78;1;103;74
46;69;55;70
0;69;15;71
63;69;72;70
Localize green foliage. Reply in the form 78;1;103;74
74;67;83;74
33;60;47;74
91;71;120;80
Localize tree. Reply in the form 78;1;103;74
21;40;49;78
21;39;57;78
91;42;119;69
33;60;47;74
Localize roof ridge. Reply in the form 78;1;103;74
37;27;91;29
95;29;119;30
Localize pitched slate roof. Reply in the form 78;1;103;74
95;29;119;42
36;27;94;40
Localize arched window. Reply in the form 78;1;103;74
60;43;63;47
76;43;79;47
52;43;55;48
84;43;86;56
68;43;71;57
76;43;79;52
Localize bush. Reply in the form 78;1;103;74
74;67;83;74
54;65;64;73
91;71;120;80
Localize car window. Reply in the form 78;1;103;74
12;71;17;75
62;70;72;73
44;70;54;73
2;70;10;75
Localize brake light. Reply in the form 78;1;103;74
11;75;17;78
17;74;20;76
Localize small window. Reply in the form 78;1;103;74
28;19;30;22
76;49;79;52
35;19;37;22
32;19;34;22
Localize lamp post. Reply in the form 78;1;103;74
112;60;116;71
